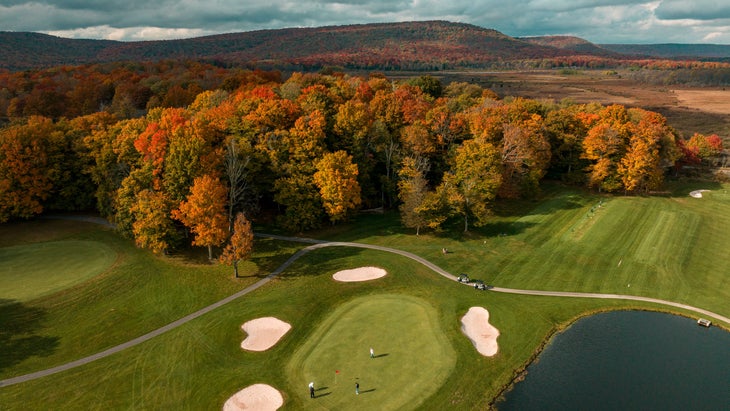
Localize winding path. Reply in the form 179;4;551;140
2;231;728;388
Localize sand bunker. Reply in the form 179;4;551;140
332;266;387;282
461;307;500;357
241;317;291;351
223;383;283;411
690;190;710;198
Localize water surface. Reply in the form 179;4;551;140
498;310;730;410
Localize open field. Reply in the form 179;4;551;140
672;89;730;115
1;181;729;409
424;70;730;140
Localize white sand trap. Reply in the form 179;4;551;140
241;317;291;351
690;190;710;198
332;266;387;282
223;383;283;411
461;307;500;357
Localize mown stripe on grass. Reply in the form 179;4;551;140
287;294;455;411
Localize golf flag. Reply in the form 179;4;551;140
335;370;339;374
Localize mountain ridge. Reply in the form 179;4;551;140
3;21;730;71
0;21;574;70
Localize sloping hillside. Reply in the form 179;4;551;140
1;21;572;70
520;36;620;58
0;32;118;70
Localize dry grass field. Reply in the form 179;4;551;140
431;70;730;142
672;89;730;115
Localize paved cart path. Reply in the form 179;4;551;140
2;231;728;387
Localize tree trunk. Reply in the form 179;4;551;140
208;245;213;260
233;260;239;278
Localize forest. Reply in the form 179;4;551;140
0;68;724;258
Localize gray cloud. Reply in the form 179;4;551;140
1;0;729;44
655;0;730;21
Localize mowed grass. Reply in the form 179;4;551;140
0;246;624;410
0;181;728;410
313;181;730;319
0;219;303;379
287;294;456;411
0;240;117;301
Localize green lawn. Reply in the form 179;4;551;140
287;294;456;410
0;181;728;410
0;240;117;301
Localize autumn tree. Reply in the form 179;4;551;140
545;106;590;183
272;111;327;232
581;122;627;192
398;156;430;235
313;150;362;224
173;174;229;260
499;113;551;198
439;139;502;232
618;109;676;193
134;107;188;189
130;189;178;255
163;116;219;203
618;132;662;193
0;117;53;222
224;137;254;231
686;132;723;164
220;212;255;277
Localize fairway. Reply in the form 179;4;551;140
1;184;729;410
287;294;456;411
0;240;117;301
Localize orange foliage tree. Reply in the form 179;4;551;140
219;212;254;277
173;174;229;260
0;116;53;222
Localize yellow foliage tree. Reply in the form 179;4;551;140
313;150;362;224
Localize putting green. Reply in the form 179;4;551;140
0;240;117;301
287;294;456;411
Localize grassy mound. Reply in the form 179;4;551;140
287;294;455;410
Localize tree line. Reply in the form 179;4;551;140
0;72;723;260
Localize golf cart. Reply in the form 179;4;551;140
457;273;470;283
472;279;487;290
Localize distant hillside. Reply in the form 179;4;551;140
601;44;730;60
0;32;119;70
520;36;621;58
5;22;728;72
1;21;576;71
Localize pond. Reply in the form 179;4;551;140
497;310;730;410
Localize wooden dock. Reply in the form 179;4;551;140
697;318;712;327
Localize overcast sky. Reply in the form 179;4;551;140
2;0;730;44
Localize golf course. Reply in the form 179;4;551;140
1;181;729;410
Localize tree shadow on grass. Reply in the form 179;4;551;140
274;246;372;280
0;299;59;372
